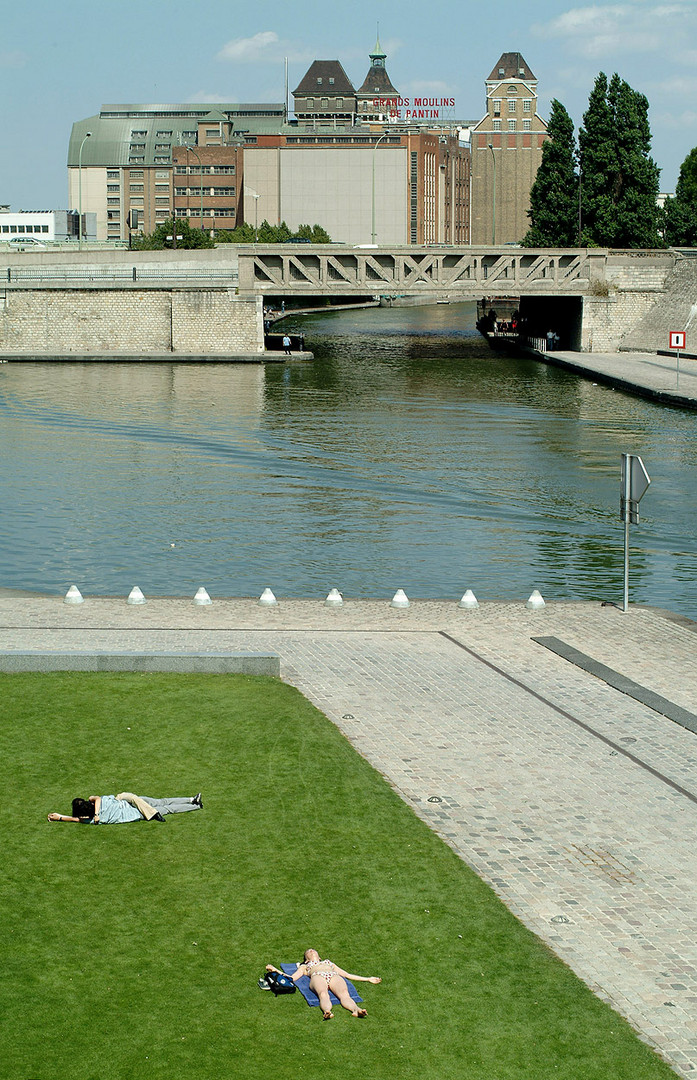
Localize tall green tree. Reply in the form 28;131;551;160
663;147;697;246
578;72;661;247
523;99;578;247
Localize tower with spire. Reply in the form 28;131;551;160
356;35;400;122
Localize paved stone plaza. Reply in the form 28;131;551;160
2;594;697;1075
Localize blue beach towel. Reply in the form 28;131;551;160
281;964;362;1007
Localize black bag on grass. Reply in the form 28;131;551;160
264;971;296;995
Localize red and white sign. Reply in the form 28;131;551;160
669;331;686;350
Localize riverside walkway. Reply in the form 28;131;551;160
540;348;697;410
2;593;697;1076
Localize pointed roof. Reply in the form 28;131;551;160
293;61;355;96
357;36;399;98
487;52;536;82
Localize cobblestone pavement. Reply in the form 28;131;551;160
2;596;697;1075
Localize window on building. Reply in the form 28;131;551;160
107;170;119;179
131;129;147;136
508;98;516;111
508;119;516;131
337;98;343;108
212;187;235;196
321;98;328;107
129;156;145;163
213;165;235;174
107;198;120;205
316;77;322;85
107;184;120;192
154;156;170;163
523;99;531;113
129;170;144;178
155;183;170;190
523;119;531;131
130;143;146;150
493;99;501;115
155;143;170;151
155;198;170;205
130;184;144;192
155;171;169;178
493;119;501;130
41;225;49;233
156;130;173;136
175;188;187;196
329;77;335;85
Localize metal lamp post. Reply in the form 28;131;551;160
78;131;92;250
247;191;260;242
186;144;205;231
371;131;388;245
487;142;496;246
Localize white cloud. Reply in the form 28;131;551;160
533;2;696;58
187;91;234;104
217;31;280;63
216;31;312;65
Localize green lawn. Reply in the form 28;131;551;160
1;672;676;1079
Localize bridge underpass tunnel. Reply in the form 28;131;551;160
519;296;583;351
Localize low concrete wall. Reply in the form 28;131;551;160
0;650;280;675
0;288;263;356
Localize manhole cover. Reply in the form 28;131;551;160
427;796;443;804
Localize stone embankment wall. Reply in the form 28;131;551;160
0;289;262;356
581;251;697;353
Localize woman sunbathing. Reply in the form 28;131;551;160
266;948;381;1020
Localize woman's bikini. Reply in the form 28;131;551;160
305;958;337;984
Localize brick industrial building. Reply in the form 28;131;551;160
67;47;543;247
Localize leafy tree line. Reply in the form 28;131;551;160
663;149;697;246
524;72;662;248
132;218;331;249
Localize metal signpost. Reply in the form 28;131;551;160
620;453;651;612
669;330;686;389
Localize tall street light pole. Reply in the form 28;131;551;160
248;191;260;242
487;142;496;246
371;132;388;245
78;131;92;250
186;145;205;231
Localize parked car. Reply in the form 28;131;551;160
8;236;47;250
288;237;312;243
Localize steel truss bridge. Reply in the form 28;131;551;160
237;245;612;298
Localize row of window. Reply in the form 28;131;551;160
175;207;236;216
493;98;532;114
174;165;236;174
491;119;532;131
174;187;236;196
1;224;50;233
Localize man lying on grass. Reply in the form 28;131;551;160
266;949;381;1020
47;791;203;824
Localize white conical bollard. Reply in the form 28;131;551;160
258;588;278;606
193;587;212;605
458;589;479;609
526;589;546;609
127;586;146;605
324;588;343;607
64;585;84;605
390;589;410;608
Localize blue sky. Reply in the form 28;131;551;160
1;0;695;210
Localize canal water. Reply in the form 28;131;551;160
1;301;696;617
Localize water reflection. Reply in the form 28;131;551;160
1;301;696;616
